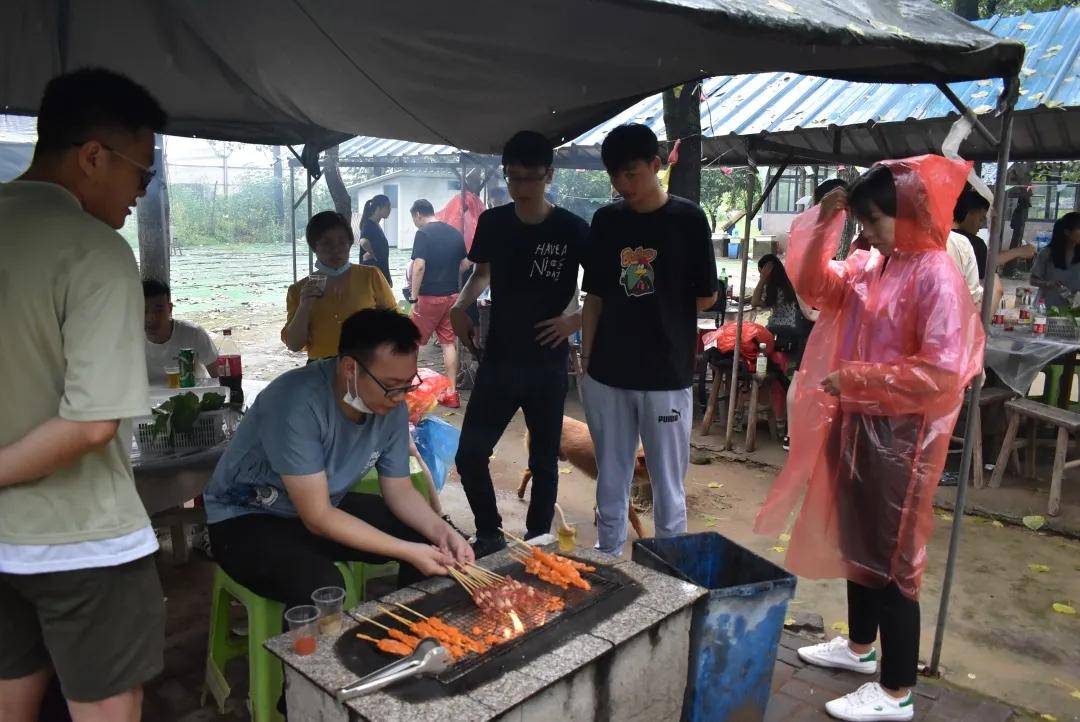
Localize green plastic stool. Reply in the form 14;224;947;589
1042;364;1065;407
349;460;432;600
203;562;359;721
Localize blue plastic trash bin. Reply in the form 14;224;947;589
633;533;796;722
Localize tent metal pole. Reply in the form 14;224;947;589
724;155;791;448
307;171;314;274
935;83;999;147
459;158;467;235
929;98;1015;675
290;163;297;283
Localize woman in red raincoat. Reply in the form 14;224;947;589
755;155;984;722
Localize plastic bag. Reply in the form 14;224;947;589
405;368;451;425
702;322;775;364
754;155;985;601
414;417;460;493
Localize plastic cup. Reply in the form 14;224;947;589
284;604;320;655
165;366;180;388
309;273;328;295
557;525;577;553
312;586;346;636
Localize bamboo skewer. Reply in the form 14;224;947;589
498;527;530;547
448;568;481;593
394;602;428;620
354;613;393;632
462;563;503;584
376;606;415;627
355;632;382;644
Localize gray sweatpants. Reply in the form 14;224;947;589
582;374;692;555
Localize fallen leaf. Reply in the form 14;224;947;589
845;22;866;37
1022;67;1037;76
935;511;954;521
831;621;849;635
971;90;989;99
991;520;1005;528
785;617;797;626
768;0;796;12
1018;22;1034;30
770;546;786;553
1028;563;1051;573
1072;690;1080;701
707;482;723;489
779;533;792;543
1052;602;1076;615
1045;100;1066;109
967;673;977;680
1024;515;1047;531
559;467;572;475
1040;715;1057;721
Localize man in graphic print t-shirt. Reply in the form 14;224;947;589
450;131;589;557
581;123;718;555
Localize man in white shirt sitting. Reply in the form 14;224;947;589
143;278;220;384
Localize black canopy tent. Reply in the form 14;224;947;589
3;0;1022;170
2;0;1024;682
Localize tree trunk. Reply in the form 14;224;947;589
324;144;352;218
662;83;702;204
952;0;980;20
137;134;171;281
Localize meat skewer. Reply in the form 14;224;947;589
355;632;413;657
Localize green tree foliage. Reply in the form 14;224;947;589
550;168;612;223
935;0;1076;18
699;167;760;231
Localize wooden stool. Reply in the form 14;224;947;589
989;398;1080;516
949;386;1016;489
700;362;778;451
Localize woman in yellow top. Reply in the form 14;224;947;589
283;211;396;359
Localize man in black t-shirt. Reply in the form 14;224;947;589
449;131;589;556
581;124;718;555
408;198;469;407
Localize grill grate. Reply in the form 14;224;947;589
335;555;641;694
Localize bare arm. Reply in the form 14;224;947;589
459;258;474;275
750;279;765;308
449;262;491;355
411;258;426;299
795;294;820;323
581;293;602;374
0;418;119;488
282;471;459;575
996;244;1036;268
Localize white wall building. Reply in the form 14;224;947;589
348;169;461;250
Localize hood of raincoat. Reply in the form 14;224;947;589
874;154;973;255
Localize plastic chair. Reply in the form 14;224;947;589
203;563;358;722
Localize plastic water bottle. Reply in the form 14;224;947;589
1034;302;1047;336
755;342;768;378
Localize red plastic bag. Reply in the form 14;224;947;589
702;322;774;365
754;155;985;601
405;368;451;424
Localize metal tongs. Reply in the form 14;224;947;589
335;638;450;703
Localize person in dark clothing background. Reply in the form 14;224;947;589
450;131;589;557
360;194;394;287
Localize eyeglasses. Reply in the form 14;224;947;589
355;359;421;399
71;141;156;189
503;171;549;185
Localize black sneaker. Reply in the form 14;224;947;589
470;533;507;559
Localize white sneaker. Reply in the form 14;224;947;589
797;636;879;674
825;682;914;721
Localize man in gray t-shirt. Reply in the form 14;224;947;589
205;308;472;608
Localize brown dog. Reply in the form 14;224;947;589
518;416;650;539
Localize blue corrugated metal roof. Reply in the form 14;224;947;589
567;7;1079;150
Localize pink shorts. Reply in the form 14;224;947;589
411;294;457;345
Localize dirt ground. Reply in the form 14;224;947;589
172;288;1080;721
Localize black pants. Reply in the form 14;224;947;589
456;360;567;538
208;493;428;609
848;580;920;690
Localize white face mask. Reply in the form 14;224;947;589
343;365;373;416
315;260;351;277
